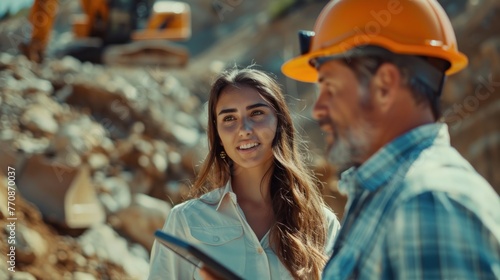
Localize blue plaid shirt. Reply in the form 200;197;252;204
322;123;500;280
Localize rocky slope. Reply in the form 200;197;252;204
0;0;498;279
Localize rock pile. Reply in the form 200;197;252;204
0;53;206;279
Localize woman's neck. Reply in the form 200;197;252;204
231;159;274;205
231;159;276;240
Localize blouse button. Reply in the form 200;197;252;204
213;236;220;242
257;247;264;254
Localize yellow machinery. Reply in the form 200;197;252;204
21;0;191;66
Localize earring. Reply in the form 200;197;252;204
220;150;227;159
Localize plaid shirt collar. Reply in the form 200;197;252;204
338;123;449;197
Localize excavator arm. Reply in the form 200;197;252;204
20;0;59;63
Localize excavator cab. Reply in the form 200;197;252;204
132;1;191;41
22;0;191;66
73;0;190;42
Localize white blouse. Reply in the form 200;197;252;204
148;181;340;279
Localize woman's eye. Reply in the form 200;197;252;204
251;110;264;116
223;115;235;122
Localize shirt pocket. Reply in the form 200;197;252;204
189;225;246;279
190;226;243;245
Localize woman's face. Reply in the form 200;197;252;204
215;85;278;170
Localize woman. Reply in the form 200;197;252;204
148;67;340;279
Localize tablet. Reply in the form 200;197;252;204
154;230;244;280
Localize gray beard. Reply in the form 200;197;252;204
326;126;372;171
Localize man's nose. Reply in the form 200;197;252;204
312;91;328;121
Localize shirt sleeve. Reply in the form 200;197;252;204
386;191;500;280
148;205;195;280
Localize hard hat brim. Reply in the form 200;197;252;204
282;39;469;83
282;54;318;83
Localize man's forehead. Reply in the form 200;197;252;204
317;62;340;83
318;60;355;83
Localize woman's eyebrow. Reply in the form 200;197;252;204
246;103;269;110
217;103;269;116
218;108;236;116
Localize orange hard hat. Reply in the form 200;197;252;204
282;0;468;83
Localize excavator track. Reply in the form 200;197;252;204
102;40;189;68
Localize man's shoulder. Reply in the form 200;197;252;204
403;144;491;192
392;145;500;222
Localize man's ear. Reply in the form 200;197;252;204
371;63;401;112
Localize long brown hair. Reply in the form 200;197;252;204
190;66;329;279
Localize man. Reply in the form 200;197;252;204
282;0;500;279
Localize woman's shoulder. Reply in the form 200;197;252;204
321;205;341;255
321;204;337;219
169;187;226;215
168;187;238;229
321;205;341;234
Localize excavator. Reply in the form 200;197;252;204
15;0;191;229
20;0;191;67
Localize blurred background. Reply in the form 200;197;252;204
0;0;498;279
